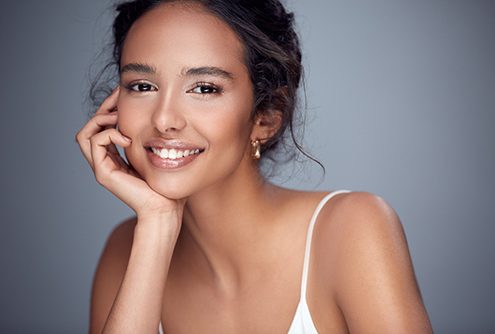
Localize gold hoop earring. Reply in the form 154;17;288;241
251;140;261;160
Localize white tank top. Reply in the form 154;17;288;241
159;190;351;334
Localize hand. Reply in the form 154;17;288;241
76;87;185;220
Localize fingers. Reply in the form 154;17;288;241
96;86;120;115
76;113;118;169
90;128;132;171
85;129;161;211
76;87;121;168
108;144;133;173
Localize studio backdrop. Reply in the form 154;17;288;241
0;1;494;333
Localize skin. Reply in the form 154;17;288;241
76;3;433;333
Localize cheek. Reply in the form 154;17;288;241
200;108;253;166
209;91;254;143
116;97;149;170
116;97;146;137
202;102;252;145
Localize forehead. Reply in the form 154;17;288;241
121;3;247;73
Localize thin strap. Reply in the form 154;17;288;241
158;321;164;334
299;190;351;302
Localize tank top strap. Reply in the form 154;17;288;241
158;321;164;334
299;189;351;302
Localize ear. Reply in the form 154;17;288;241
250;109;283;143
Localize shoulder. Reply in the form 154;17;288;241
312;191;404;281
89;216;137;333
315;191;403;248
315;191;433;332
319;190;397;220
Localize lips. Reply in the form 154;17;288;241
143;138;205;169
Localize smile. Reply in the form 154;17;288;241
145;145;205;170
151;147;201;160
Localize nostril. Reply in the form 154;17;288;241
164;126;181;132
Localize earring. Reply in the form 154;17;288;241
251;139;261;160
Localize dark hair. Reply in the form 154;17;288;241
90;0;323;172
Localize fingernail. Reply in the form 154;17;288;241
123;135;132;142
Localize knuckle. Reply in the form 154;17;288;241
92;113;111;124
91;114;103;123
75;130;85;143
107;128;118;136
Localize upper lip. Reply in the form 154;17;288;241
144;138;205;150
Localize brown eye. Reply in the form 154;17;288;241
127;82;157;92
189;83;220;94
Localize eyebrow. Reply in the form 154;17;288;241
120;62;156;74
120;63;234;80
182;66;234;80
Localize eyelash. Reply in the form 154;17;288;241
125;81;157;93
124;81;223;95
187;82;223;95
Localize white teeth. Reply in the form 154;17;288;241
151;147;201;160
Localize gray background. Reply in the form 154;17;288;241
1;0;494;333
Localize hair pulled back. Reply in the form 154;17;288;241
91;0;321;169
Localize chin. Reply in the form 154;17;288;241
145;175;194;200
125;150;191;199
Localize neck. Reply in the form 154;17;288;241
174;162;288;297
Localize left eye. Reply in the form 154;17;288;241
189;84;220;94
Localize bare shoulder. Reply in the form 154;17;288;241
321;191;403;239
89;217;137;333
315;191;433;333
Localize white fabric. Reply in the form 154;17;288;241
286;189;350;333
159;190;351;334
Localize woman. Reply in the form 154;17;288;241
76;0;433;333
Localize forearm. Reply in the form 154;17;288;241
101;214;181;334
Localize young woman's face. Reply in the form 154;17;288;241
117;3;256;199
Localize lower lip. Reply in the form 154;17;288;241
146;150;201;170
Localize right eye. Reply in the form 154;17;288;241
126;82;157;92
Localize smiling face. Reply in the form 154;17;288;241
117;2;258;199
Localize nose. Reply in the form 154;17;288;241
151;90;187;133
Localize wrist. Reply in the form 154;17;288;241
134;211;182;237
137;208;182;221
